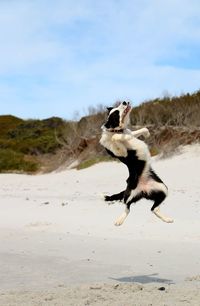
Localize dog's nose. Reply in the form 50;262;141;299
122;101;130;106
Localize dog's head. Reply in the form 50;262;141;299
103;101;131;131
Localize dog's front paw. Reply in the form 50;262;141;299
111;134;121;141
143;128;150;138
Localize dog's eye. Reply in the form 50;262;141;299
122;101;127;106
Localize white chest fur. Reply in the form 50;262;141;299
100;129;151;162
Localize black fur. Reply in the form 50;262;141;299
149;168;164;184
104;191;124;202
104;110;120;129
106;148;145;192
105;147;167;212
146;190;167;211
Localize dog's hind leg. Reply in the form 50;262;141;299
114;158;146;226
115;203;130;226
150;190;174;223
104;190;125;202
114;191;143;226
153;206;174;223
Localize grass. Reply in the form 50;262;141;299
77;156;112;170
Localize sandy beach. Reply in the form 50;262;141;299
0;145;200;305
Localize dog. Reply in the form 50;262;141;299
100;101;173;226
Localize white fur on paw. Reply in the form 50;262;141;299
114;216;125;226
143;128;150;138
163;217;174;223
111;134;121;141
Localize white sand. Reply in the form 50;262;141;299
0;145;200;305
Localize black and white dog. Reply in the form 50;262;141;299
100;101;173;226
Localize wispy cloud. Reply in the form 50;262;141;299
0;0;200;118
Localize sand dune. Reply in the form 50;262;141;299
0;145;200;305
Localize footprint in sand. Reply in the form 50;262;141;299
26;222;53;230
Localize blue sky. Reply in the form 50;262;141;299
1;0;200;119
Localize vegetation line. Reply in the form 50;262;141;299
0;90;200;173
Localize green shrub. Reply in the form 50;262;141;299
0;118;64;155
0;149;38;173
77;156;112;170
0;115;23;137
130;90;200;127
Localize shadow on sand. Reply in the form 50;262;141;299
110;273;174;284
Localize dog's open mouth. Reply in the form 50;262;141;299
122;105;131;122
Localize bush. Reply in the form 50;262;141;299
0;115;23;137
130;90;200;127
0;149;38;173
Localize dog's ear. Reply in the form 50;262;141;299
104;110;120;129
107;107;113;113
